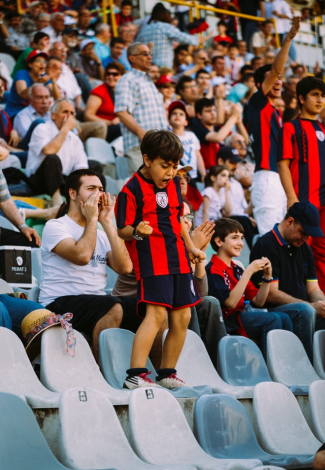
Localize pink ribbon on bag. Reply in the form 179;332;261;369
57;313;76;357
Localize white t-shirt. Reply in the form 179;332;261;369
26;120;88;177
178;131;200;179
195;186;226;226
272;0;292;34
39;215;111;306
229;177;248;216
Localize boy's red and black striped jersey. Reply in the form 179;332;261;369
247;87;282;173
277;117;325;209
115;168;191;281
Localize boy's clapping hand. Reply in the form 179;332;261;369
188;246;206;264
135;221;153;238
248;257;272;276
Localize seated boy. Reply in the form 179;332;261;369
116;129;205;389
206;218;292;358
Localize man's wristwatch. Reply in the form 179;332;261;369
18;223;27;231
262;276;273;283
133;227;143;241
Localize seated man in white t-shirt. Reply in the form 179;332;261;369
26;98;88;205
217;146;258;249
39;168;132;362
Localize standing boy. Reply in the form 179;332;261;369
277;76;325;291
247;17;300;235
116;130;205;389
206;218;292;358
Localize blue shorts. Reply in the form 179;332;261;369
137;273;201;318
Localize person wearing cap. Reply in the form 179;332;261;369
79;39;104;82
10;31;50;78
41;12;65;45
217;145;258;249
115;42;168;176
192;98;242;171
76;8;95;40
5;50;53;119
61;26;80;72
250;201;325;362
277;76;325;293
156;75;176;113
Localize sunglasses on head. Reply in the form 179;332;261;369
106;71;119;77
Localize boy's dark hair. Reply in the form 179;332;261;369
65;169;103;208
211;55;224;66
211;218;244;252
5;11;21;21
174;44;188;55
283;107;299;123
296;76;325;109
240;64;254;75
121;0;132;7
217;20;227;28
32;31;50;44
242;72;254;83
229;42;238;49
196;68;210;79
254;63;272;87
176;75;194;94
195;97;215;116
140;129;183;163
110;37;125;47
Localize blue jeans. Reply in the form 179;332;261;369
240;309;293;359
270;303;315;362
0;294;44;340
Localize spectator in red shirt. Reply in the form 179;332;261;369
115;0;134;26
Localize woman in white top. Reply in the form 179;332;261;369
196;165;231;225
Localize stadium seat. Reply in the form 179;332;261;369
0;215;19;231
105;175;122;196
194;394;314;469
99;328;212;398
128;387;262;470
253;382;321;455
85;137;116;165
163;329;255;398
31;247;43;284
308;380;325;442
0;53;16;75
40;327;131;405
266;330;321;394
0;327;60;408
104;264;118;294
0;392;72;470
115;155;129;180
0;278;13;293
313;330;325;379
13;285;40;302
217;336;272;386
58;387;196;470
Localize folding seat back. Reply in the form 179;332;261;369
309;380;325;442
313;330;325;379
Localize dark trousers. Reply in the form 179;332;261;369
28;154;65;197
106;124;121;143
230;215;258;249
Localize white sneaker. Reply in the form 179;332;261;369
123;371;162;390
156;373;192;389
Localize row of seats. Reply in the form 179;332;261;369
1;385;320;470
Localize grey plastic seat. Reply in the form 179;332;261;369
217;336;272;386
253;382;321;455
85;137;116;165
309;380;325;442
128;387;262;470
266;330;321;394
0;392;75;470
313;330;325;379
115;155;129;180
40;327;130;405
0;327;60;408
105;175;122;196
0;278;13;293
194;394;314;469
0;53;16;74
99;328;212;398
104;265;118;294
0;215;19;231
164;329;255;398
58;387;197;470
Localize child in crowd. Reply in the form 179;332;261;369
206;218;293;358
195;165;231;226
115;0;135;26
213;20;233;44
116;129;205;389
168;100;206;181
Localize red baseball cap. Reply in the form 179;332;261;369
168;100;189;121
26;49;49;63
156;74;176;87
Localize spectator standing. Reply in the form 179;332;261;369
237;0;261;47
272;0;296;61
21;0;43;38
247;17;300;235
85;62;125;143
41;12;65;45
115;0;134;26
102;37;126;68
137;2;200;69
115;42;167;175
93;23;111;64
250;20;276;57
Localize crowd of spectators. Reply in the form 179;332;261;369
0;0;325;392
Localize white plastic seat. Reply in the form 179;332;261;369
105;175;122;196
31;247;43;285
99;328;212;398
313;330;325;379
85;137;116;165
0;327;60;408
58;388;196;470
115;155;129;180
0;53;16;74
309;380;325;442
0;215;19;231
253;382;321;455
40;327;130;405
0;278;13;293
104;264;118;294
128;387;262;470
266;330;321;392
164;329;255;398
0;392;72;470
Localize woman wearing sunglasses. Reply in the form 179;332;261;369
84;62;126;143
